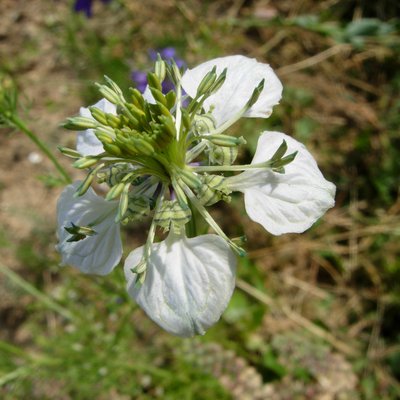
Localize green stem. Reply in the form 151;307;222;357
10;115;72;183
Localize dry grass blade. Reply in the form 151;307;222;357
236;278;360;357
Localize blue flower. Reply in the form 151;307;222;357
131;47;186;94
74;0;111;18
130;71;148;93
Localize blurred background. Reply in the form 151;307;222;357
0;0;399;399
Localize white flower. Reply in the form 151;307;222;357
57;55;335;337
181;55;283;127
226;131;336;235
56;182;122;275
124;231;236;337
77;98;116;156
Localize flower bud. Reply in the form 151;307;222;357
62;117;97;130
73;157;99;169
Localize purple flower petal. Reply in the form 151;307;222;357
160;47;176;59
131;70;148;93
161;79;175;94
74;0;93;17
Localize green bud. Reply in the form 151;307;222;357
58;146;81;159
95;126;116;142
181;108;191;131
73;157;99;169
62;117;97;130
104;75;124;97
132;138;154;156
132;259;147;274
155;56;166;82
116;184;130;222
106;182;125;200
75;170;96;196
271;151;298;171
126;103;146;120
209;68;227;95
129;88;145;110
207;134;246;147
165;91;176;110
106;113;121;129
115;136;138;156
196;66;217;97
95;83;120;105
150;88;167;106
103;143;122;156
89;106;108;125
122;104;141;127
166;60;181;86
65;223;96;242
270;140;288;163
158;115;176;138
147;72;162;92
246;79;265;108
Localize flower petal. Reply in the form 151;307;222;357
181;55;282;127
227;131;336;235
124;231;237;337
56;182;122;275
77;98;116;156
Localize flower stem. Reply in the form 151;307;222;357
10;115;72;183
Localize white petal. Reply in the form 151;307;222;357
56;182;122;275
181;55;282;127
124;232;236;337
227;131;336;235
77;98;117;156
142;86;155;104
